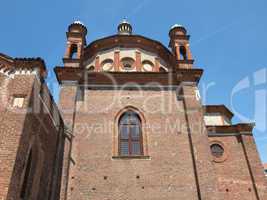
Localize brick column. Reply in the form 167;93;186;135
181;83;220;200
135;51;142;71
58;83;78;200
114;51;120;71
77;43;82;59
185;43;193;60
154;57;160;72
175;43;181;60
64;43;71;58
95;56;100;72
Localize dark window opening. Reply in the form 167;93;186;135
123;63;132;69
70;44;78;59
119;111;143;156
179;46;187;60
121;57;135;70
20;149;33;199
210;144;224;158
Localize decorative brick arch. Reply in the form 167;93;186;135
112;106;149;157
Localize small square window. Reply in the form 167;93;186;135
13;96;25;108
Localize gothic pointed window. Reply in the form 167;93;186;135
119;111;143;156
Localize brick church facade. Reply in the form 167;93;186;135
0;20;266;200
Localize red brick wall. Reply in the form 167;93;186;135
0;73;64;200
0;74;35;200
59;88;217;200
208;135;267;199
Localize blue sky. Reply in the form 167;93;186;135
1;0;266;163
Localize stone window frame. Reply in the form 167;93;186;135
112;106;149;159
118;111;143;156
209;140;228;163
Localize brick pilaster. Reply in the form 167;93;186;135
135;51;142;71
58;84;78;200
181;83;220;200
240;135;267;200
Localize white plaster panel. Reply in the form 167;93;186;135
120;48;136;60
84;47;169;71
204;114;224;126
99;49;114;63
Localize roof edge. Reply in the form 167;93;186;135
203;105;234;120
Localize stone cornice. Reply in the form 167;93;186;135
54;67;203;85
207;123;255;136
83;34;176;68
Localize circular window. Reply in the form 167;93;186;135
121;57;135;71
210;144;224;158
88;66;95;71
101;59;113;71
142;61;154;72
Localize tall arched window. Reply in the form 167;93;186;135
119;111;143;156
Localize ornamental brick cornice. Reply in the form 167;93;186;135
207;123;255;136
0;53;47;78
54;66;203;85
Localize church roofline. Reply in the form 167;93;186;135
54;66;203;85
0;53;14;62
83;34;176;66
0;53;47;78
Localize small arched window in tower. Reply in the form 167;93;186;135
20;149;33;199
121;57;135;71
179;45;187;60
119;111;143;156
70;44;78;59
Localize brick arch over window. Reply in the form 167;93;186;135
113;106;149;157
